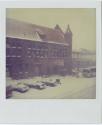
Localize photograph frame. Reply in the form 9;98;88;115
0;0;102;124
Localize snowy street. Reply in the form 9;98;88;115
6;76;96;99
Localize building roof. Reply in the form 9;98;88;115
6;18;67;44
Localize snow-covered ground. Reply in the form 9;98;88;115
6;76;96;99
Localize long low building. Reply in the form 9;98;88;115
6;18;72;79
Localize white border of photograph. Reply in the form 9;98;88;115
0;0;101;124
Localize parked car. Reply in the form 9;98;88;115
42;79;61;87
25;82;46;90
82;67;96;77
6;85;13;98
13;83;29;93
24;83;36;88
34;82;46;90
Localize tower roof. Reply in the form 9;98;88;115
65;24;72;34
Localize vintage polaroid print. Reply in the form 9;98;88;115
6;8;96;99
0;0;101;124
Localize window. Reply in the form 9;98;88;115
12;46;16;48
18;46;22;49
6;43;11;48
28;48;31;50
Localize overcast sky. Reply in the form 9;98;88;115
6;8;96;51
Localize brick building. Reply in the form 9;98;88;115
6;18;72;79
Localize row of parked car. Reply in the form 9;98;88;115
6;79;61;98
72;67;96;78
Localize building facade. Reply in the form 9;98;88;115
6;18;72;79
72;50;96;70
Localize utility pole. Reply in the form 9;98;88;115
76;51;80;77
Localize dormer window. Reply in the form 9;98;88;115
33;31;42;41
35;29;46;40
